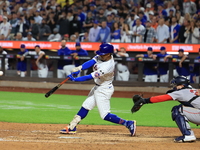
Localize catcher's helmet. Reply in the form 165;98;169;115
170;76;190;88
96;43;114;55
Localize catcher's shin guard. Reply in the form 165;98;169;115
171;105;191;136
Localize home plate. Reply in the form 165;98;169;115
58;137;82;139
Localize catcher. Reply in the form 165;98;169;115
131;76;200;142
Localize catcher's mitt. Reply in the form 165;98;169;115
131;95;146;113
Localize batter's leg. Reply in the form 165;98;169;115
95;85;136;136
60;86;96;134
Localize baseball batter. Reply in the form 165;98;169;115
21;45;48;78
131;76;200;142
60;43;136;136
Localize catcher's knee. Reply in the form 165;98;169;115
171;105;182;121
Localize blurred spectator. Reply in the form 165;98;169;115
178;19;190;43
148;11;154;22
89;3;97;16
144;3;152;21
47;12;56;33
80;32;89;42
74;31;80;42
132;19;145;43
165;1;176;16
95;21;111;42
0;46;9;70
17;44;28;77
47;28;62;42
63;42;88;76
184;19;194;43
16;15;29;37
111;22;121;42
105;5;117;16
169;16;181;43
34;10;43;24
106;14;114;29
127;10;139;31
143;21;156;43
88;20;101;42
0;16;11;40
191;20;200;44
132;11;147;27
77;7;86;29
22;32;36;41
95;8;106;23
136;47;157;82
156;18;169;43
58;11;69;36
176;11;184;25
63;34;70;41
9;12;18;40
83;11;94;32
114;47;130;81
166;9;175;25
69;34;76;42
183;0;197;16
157;4;168;19
57;40;72;78
69;14;81;36
121;23;132;43
29;17;40;40
39;19;51;41
15;32;23;41
151;16;158;29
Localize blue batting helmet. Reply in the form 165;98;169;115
170;76;190;88
96;43;114;55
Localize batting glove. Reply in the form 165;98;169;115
67;74;76;81
72;66;82;72
72;70;80;77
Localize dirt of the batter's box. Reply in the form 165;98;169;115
1;87;200;150
0;122;200;150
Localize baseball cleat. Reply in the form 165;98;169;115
126;120;136;136
59;126;76;134
174;135;196;143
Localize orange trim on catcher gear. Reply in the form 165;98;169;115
150;94;172;103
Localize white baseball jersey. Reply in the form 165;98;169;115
91;55;115;86
82;55;115;119
0;22;12;37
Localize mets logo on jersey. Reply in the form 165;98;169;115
94;72;100;77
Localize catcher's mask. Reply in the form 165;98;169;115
170;76;190;88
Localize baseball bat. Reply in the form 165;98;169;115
45;77;70;98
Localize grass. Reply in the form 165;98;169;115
0;91;198;128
